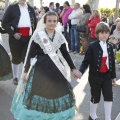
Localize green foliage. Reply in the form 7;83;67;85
0;0;5;3
99;8;120;17
9;0;17;5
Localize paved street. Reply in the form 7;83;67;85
0;34;120;120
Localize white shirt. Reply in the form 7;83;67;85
18;4;32;35
99;40;109;69
68;8;83;25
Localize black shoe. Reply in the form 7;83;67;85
89;116;100;120
13;78;18;85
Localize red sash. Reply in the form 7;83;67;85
18;27;30;37
99;57;108;73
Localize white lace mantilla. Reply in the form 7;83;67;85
34;30;66;54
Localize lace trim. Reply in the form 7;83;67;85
34;30;65;54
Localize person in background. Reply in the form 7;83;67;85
55;3;60;14
87;10;101;43
78;4;91;55
44;6;49;13
109;13;114;27
59;6;63;23
110;18;120;35
109;22;120;50
68;3;83;54
101;13;107;23
110;22;120;39
2;0;37;85
38;6;45;20
34;6;39;22
49;2;55;12
60;1;73;50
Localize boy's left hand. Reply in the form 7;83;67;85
72;69;82;79
112;78;117;86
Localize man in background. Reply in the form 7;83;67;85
2;0;37;85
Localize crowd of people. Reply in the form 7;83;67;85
30;1;119;56
0;0;120;120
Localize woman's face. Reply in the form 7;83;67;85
45;15;58;30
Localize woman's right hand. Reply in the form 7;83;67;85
22;72;29;83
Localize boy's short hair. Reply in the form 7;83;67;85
96;22;110;36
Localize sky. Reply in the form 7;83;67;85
10;0;116;8
34;0;116;8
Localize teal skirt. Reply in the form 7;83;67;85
11;68;75;120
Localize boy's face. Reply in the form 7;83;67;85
98;32;109;42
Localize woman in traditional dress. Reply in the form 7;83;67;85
0;33;13;81
11;11;80;120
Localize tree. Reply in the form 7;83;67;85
40;0;43;7
4;0;9;10
71;0;75;7
115;0;120;19
87;0;99;10
0;0;5;2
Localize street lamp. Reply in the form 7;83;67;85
4;0;9;10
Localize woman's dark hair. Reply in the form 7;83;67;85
64;1;70;7
83;4;92;14
44;11;59;23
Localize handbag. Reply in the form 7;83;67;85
108;38;119;45
76;25;87;32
